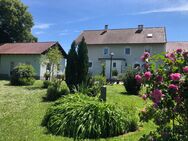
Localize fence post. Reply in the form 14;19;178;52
100;86;106;101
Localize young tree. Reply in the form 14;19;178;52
41;46;63;80
65;41;78;88
77;37;89;84
0;0;37;43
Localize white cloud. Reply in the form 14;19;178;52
135;3;188;14
34;31;45;35
33;23;53;29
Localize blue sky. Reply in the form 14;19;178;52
22;0;188;52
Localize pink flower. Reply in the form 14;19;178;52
140;52;150;62
165;53;176;61
144;52;150;58
183;66;188;73
135;74;142;83
168;84;178;92
142;94;147;100
156;75;163;83
176;48;182;54
144;71;152;80
170;73;181;81
150;89;164;103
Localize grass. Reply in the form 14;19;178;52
0;80;155;141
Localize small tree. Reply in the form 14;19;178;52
101;63;106;77
65;41;78;89
77;37;89;84
41;46;63;80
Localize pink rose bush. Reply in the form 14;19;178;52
135;74;142;83
183;66;188;73
150;89;164;103
137;50;188;140
170;73;181;81
144;71;152;80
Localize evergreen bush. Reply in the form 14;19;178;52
123;68;141;95
10;64;35;86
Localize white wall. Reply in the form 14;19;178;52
0;54;41;78
87;43;166;78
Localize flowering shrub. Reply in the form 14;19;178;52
136;50;188;141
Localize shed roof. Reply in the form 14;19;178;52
0;42;66;57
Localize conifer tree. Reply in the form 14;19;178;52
77;37;89;84
65;41;78;89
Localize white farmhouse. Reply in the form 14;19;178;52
76;25;167;78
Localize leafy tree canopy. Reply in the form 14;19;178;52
0;0;37;43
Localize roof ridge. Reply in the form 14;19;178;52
4;41;57;44
83;26;165;31
168;41;188;43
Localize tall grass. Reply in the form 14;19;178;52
42;94;138;139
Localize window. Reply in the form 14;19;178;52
46;63;51;71
145;48;151;53
103;48;109;55
125;48;131;55
113;62;116;68
89;61;92;68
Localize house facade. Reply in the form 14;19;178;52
0;42;66;79
76;25;167;78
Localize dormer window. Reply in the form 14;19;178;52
147;34;153;38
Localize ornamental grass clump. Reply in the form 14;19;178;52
136;50;188;141
46;80;70;101
42;94;138;139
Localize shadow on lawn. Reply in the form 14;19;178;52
120;91;138;96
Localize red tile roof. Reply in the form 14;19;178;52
76;27;166;45
166;42;188;52
0;42;58;55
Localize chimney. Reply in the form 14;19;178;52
138;25;144;31
105;25;108;30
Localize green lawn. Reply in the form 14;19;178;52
0;80;155;141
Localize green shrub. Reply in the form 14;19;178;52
76;75;106;97
42;80;52;89
112;69;118;76
42;94;138;139
10;64;35;86
46;80;70;101
93;75;106;87
123;68;141;95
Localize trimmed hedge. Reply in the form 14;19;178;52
42;94;138;139
10;64;35;86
